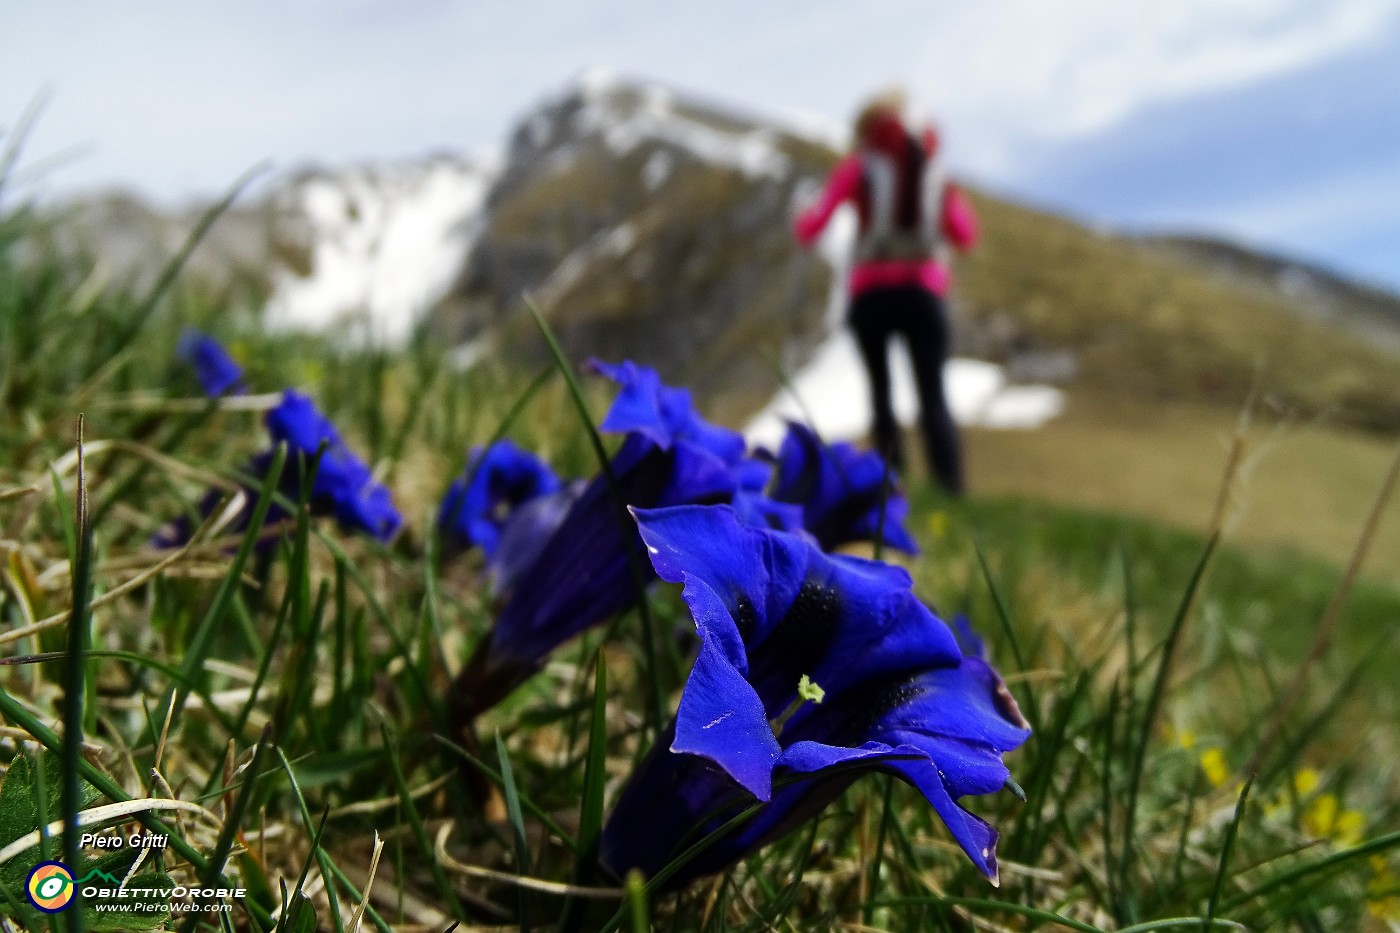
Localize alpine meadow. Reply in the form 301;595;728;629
1;75;1399;933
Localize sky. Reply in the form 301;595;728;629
3;0;1399;290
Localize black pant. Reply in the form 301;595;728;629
849;286;964;496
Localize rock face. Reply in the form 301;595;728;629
435;77;838;420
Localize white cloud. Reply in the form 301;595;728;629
4;0;1396;219
915;0;1400;172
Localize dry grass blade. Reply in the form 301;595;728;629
0;726;104;756
0;798;221;868
1244;441;1400;777
0;532;205;648
433;821;624;899
328;772;454;818
89;391;284;413
347;832;385;933
1;482;265;650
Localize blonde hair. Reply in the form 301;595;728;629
852;88;908;146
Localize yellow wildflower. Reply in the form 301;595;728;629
1199;747;1229;788
1293;768;1320;796
1369;858;1400;922
1164;723;1196;750
1303;793;1338;840
1332;808;1364;848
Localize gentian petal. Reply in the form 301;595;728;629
731;456;807;532
264;390;401;541
489;480;587;596
660;441;741;507
953;613;987;659
600;725;758;885
882;756;1004;879
773;422;918;554
670;587;780;800
634;503;805;644
590;359;746;465
177;329;246;397
439;440;562;557
453;356;752;719
634;505;960;710
480;434;671;671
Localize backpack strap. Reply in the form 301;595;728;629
856;132;942;263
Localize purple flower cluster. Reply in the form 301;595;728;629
445;360;919;717
435;359;1027;886
157;333;401;547
164;337;1027;888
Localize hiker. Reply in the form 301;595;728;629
794;91;979;496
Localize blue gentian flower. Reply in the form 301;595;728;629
600;505;1029;888
488;480;587;596
731;456;805;533
177;329;246;397
154;390;401;548
439;440;562;558
772;422;918;554
264;390;402;541
450;361;746;721
590;359;746;465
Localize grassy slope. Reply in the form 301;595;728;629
959;192;1400;433
962;392;1400;574
5;167;1400;929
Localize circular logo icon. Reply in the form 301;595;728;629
26;861;76;913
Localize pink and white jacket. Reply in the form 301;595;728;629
794;123;979;298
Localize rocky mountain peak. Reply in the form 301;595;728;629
438;74;838;419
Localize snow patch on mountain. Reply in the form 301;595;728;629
572;78;790;180
263;157;495;344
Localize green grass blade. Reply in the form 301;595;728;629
856;896;1107;932
61;418;93;933
1221;829;1400;912
1204;776;1253;930
382;724;465;922
495;731;533;931
433;736;577;853
274;806;330;933
273;748;390;933
862;775;895;925
625;871;648;933
1100;679;1121;920
180;725;274;933
163;443;287;734
559;649;609;933
525;300;664;735
0;686;275;928
1119;533;1218;911
973;540;1042;731
1117;921;1245;932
